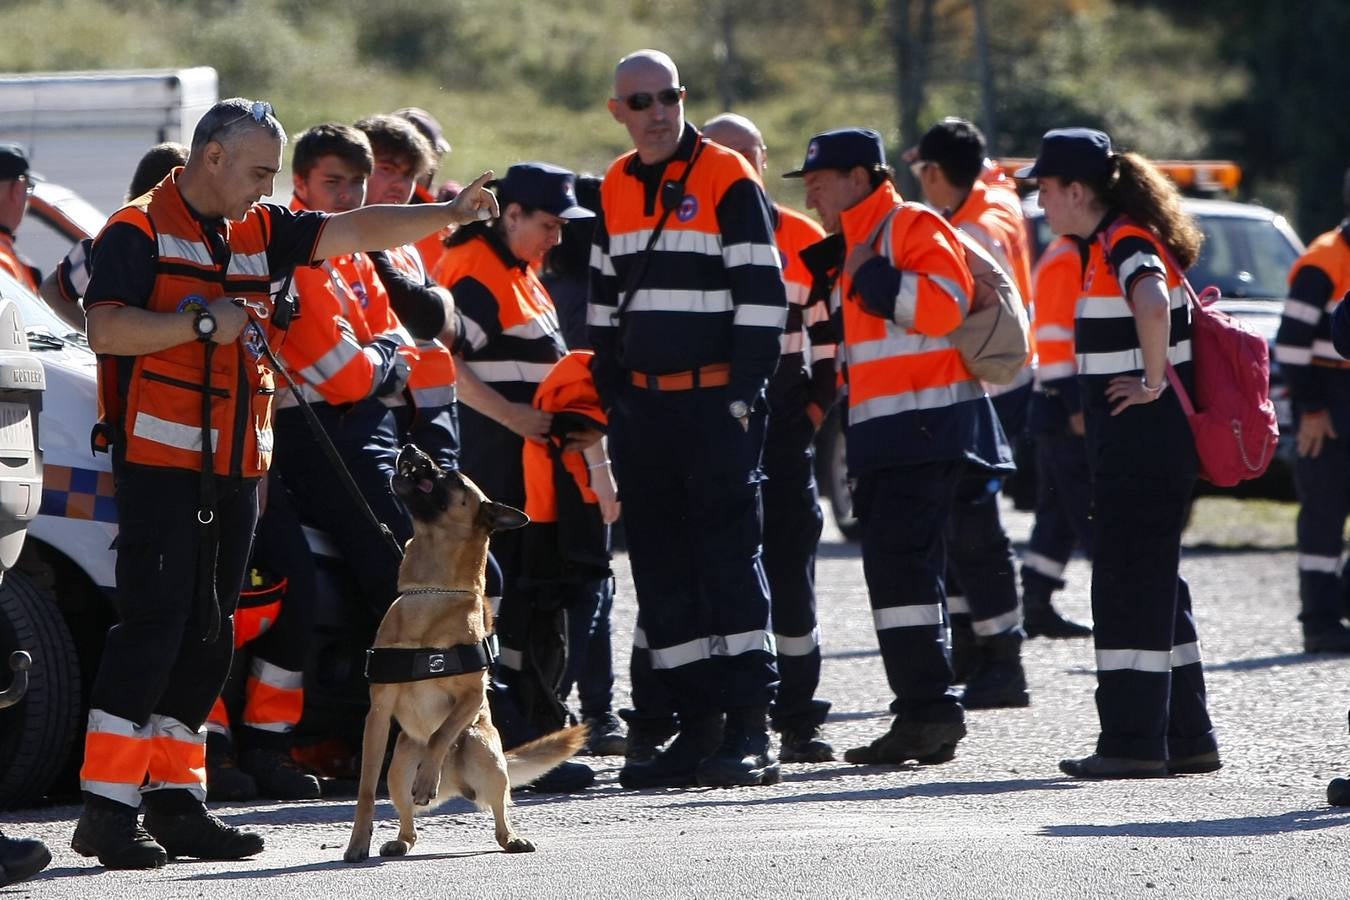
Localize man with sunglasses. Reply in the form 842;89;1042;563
590;50;787;790
0;144;41;293
72;97;497;870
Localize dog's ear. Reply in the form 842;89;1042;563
478;501;529;532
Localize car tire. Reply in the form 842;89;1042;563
0;568;82;809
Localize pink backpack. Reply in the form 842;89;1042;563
1102;229;1279;486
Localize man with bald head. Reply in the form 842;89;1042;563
72;97;497;869
700;113;838;764
590;52;788;790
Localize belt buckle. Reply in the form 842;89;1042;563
645;374;660;390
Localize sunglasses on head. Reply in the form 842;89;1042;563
909;160;932;180
207;100;275;143
619;86;685;112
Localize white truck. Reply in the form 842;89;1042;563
0;67;218;273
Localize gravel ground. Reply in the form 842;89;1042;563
4;499;1350;899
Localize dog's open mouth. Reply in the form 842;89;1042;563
392;445;451;519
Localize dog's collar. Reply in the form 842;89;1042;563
364;636;499;684
399;587;479;597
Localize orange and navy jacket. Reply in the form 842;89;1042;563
1275;223;1350;414
433;225;566;404
840;179;1011;474
377;242;457;411
1076;212;1194;411
410;183;448;275
0;226;39;293
771;203;837;416
522;351;607;523
589;123;787;409
948;180;1035;384
1027;236;1082;433
281;197;411;408
83;170;326;478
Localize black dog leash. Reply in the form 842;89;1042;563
243;317;405;561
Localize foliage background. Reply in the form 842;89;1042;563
2;0;1344;235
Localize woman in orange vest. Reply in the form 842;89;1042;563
1018;128;1219;779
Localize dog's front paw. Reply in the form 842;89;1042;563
502;834;535;853
380;840;411;857
343;843;371;863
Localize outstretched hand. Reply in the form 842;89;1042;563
445;171;500;226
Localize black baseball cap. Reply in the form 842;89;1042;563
783;128;886;178
495;162;594;219
1014;128;1114;182
0;144;41;182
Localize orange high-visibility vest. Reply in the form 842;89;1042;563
522;351;606;523
381;242;457;410
1032;236;1081;384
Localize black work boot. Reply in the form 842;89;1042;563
619;709;678;764
948;614;976;684
1303;621;1350;654
206;732;258;802
960;631;1031;709
843;717;967;765
619;713;722;789
71;795;167;870
143;805;264;860
0;832;51;886
779;724;835;763
1023;589;1092;639
697;707;781;787
240;747;321;800
581;711;628;756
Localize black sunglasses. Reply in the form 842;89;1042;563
207;100;275;143
619;87;685;112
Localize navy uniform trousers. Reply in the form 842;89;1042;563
609;383;778;718
853;460;965;723
945;384;1029;638
1087;400;1216;761
761;396;829;733
1021;426;1094;601
1293;372;1350;631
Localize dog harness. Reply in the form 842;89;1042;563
364;635;499;684
363;587;499;684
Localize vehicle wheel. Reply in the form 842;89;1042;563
0;569;82;809
815;412;860;541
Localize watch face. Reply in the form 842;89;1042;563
729;400;749;418
196;311;216;336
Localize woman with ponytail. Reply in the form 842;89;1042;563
1017;128;1220;779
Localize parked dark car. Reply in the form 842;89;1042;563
816;196;1306;538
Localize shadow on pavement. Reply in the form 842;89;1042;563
1039;806;1350;838
175;847;504;881
1202;652;1332;672
661;775;1079;808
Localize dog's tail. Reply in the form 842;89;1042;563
506;723;589;789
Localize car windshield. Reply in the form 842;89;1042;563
1189;215;1300;300
0;269;89;350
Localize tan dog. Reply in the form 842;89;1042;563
343;445;587;863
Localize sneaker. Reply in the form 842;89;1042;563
241;748;322;800
206;733;258;803
843;718;966;766
1058;754;1168;779
581;712;628;757
71;800;167;870
0;833;51;886
779;725;835;763
142;809;264;860
513;760;595;794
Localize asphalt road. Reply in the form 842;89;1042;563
5;501;1350;899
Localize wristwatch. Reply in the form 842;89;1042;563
728;399;750;420
192;308;218;343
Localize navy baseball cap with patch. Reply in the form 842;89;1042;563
1014;128;1114;182
495;162;594;220
783;128;886;178
0;144;41;182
